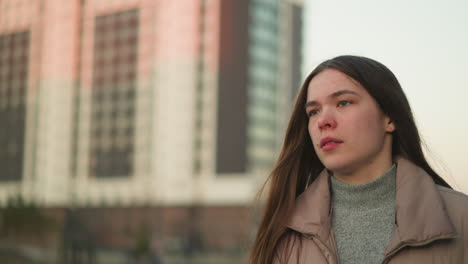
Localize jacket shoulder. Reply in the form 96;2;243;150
436;185;468;207
436;185;468;229
436;185;468;258
273;230;302;264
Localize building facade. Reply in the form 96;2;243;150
0;0;303;254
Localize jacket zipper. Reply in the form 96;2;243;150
381;234;457;264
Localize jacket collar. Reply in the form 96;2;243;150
287;157;457;251
287;168;332;241
384;157;457;255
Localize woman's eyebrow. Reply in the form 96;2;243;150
304;100;317;109
330;89;361;98
304;89;361;109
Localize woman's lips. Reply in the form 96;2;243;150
321;142;342;151
320;137;343;151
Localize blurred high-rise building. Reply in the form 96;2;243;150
0;0;303;253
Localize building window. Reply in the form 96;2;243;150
0;31;29;181
89;9;138;177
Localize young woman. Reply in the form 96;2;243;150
250;55;468;263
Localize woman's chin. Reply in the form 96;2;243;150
320;157;352;174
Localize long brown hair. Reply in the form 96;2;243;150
249;55;451;264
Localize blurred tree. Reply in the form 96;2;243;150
0;194;51;237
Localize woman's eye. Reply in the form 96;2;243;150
308;109;319;117
338;101;351;107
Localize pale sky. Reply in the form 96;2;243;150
303;0;468;192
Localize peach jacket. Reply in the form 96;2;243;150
274;158;468;263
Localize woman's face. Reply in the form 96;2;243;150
305;69;395;180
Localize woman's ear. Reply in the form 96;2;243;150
386;119;396;133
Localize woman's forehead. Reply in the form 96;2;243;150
306;69;366;100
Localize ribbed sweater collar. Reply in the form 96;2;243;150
331;165;396;209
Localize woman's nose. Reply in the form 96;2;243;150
317;110;337;130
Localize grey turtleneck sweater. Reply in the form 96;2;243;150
331;165;396;264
